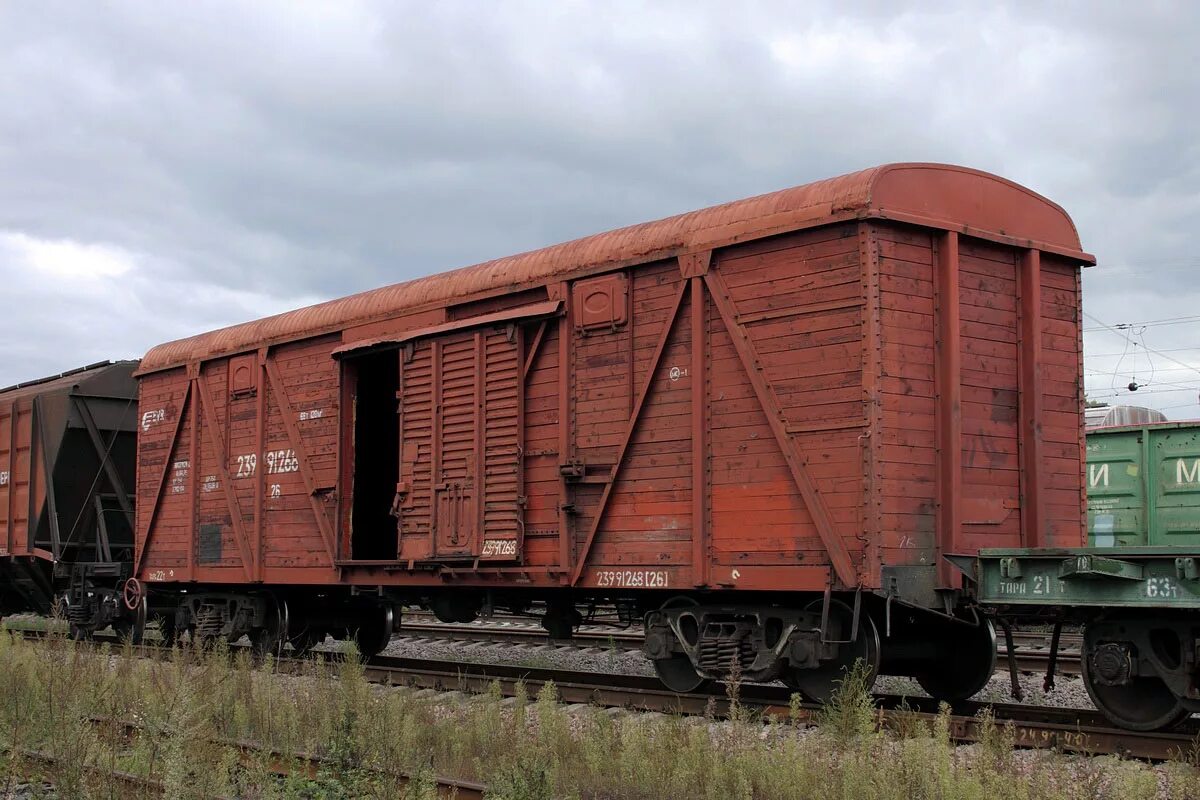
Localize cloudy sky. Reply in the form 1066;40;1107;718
2;2;1198;416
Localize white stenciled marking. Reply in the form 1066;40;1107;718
1031;575;1064;595
170;460;189;494
235;453;257;478
202;475;219;493
265;449;299;474
270;484;282;499
0;471;8;487
1147;576;1179;599
482;539;517;556
594;570;669;589
141;408;166;432
298;408;325;421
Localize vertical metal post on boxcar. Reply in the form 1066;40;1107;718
474;330;485;554
431;339;443;556
934;231;962;587
679;252;713;588
858;224;884;581
513;323;526;557
1074;267;1087;532
1018;249;1045;548
690;274;709;587
187;366;200;581
557;283;572;578
253;349;268;581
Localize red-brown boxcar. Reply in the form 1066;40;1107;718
131;163;1093;698
0;361;139;625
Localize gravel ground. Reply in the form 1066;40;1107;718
876;669;1098;709
383;630;657;675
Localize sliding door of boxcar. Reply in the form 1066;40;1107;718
396;326;524;562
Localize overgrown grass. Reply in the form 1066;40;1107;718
0;632;1192;798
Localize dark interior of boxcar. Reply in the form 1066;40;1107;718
348;349;399;560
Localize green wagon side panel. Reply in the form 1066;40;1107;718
1087;423;1200;547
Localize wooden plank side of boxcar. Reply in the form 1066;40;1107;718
134;369;193;577
708;224;866;587
137;337;344;585
1038;255;1085;543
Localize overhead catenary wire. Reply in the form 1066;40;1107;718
1082;314;1200;333
1083;312;1200;382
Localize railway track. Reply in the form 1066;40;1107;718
10;737;486;800
6;613;1087;678
12;628;1192;762
395;615;1085;676
349;652;1192;761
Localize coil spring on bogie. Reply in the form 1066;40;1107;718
696;622;755;674
66;603;92;625
194;604;225;640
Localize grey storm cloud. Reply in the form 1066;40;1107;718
1;1;1199;412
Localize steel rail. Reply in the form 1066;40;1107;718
345;653;1194;761
396;618;1085;675
9;628;1192;762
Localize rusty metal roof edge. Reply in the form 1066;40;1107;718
136;163;1087;376
132;205;863;377
332;299;563;357
869;207;1097;264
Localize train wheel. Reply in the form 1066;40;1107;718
915;617;997;701
250;598;287;659
353;606;393;660
288;628;324;658
650;596;710;693
1082;631;1191;731
787;599;880;703
653;655;709;693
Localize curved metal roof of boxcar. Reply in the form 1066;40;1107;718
138;162;1092;375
